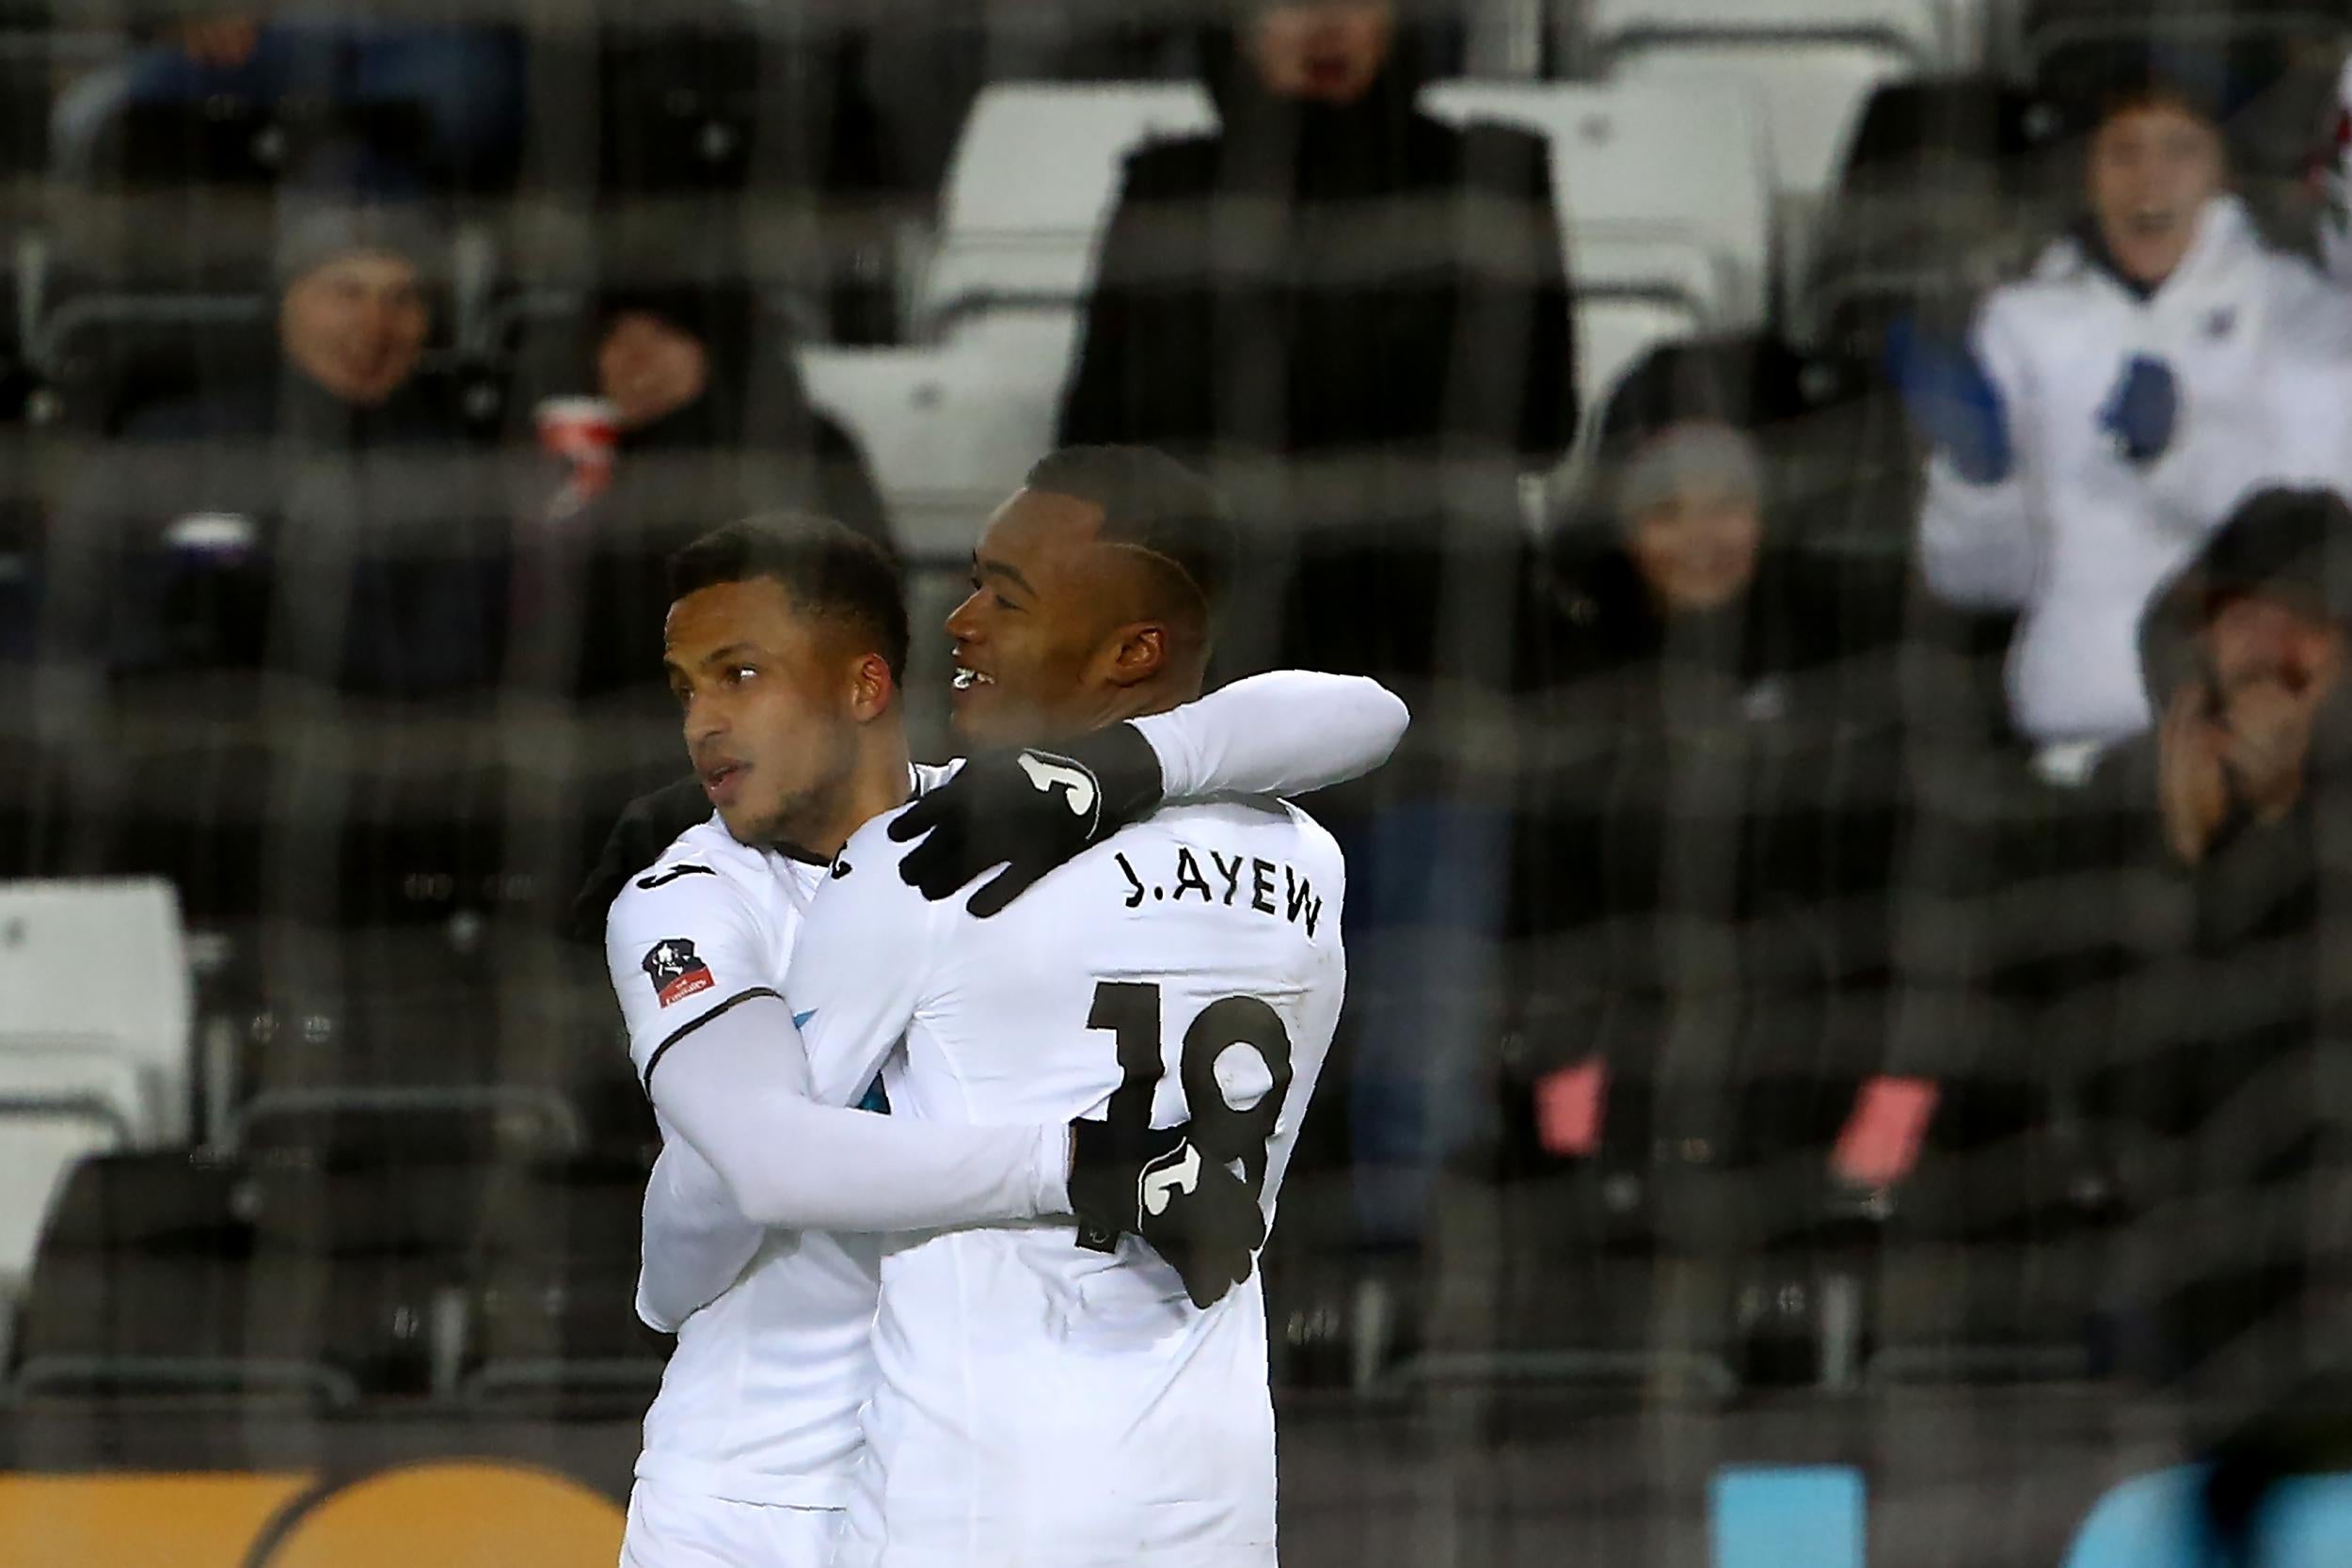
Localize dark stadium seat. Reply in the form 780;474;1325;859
465;1153;665;1416
1802;79;2073;358
8;1149;361;1407
1413;1159;1744;1402
9;1149;581;1405
1836;78;2072;190
241;1156;485;1396
84;99;434;192
0;458;38;666
595;24;763;195
29;294;278;434
1864;1132;2118;1387
211;923;622;1163
0;23;46;186
239;1086;585;1165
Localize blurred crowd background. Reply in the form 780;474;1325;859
8;2;2352;1544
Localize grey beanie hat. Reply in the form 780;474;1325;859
273;141;450;291
274;190;450;290
1614;422;1765;525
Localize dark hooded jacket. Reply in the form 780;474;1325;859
507;283;891;698
1056;23;1574;710
1994;488;2352;1396
44;350;501;700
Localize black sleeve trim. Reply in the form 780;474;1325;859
641;987;784;1094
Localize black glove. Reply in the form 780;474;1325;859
1069;1117;1267;1310
564;774;715;943
889;723;1165;917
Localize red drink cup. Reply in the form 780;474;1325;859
535;396;620;499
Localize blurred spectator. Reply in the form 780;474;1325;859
51;11;524;184
586;283;887;546
2059;487;2352;1399
1057;0;1574;1250
1895;68;2352;772
1058;0;1574;683
503;282;889;698
41;158;501;698
1511;346;1908;1193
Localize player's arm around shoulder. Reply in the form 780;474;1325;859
1135;670;1410;802
788;809;954;1109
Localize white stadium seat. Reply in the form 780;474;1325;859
1584;0;1956;67
874;79;1746;534
0;879;193;1292
802;312;1078;561
1578;299;1702;426
1419;80;1773;328
1572;7;1933;318
919;82;1217;337
1608;44;1911;213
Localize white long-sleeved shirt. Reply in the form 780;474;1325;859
789;794;1346;1568
611;670;1407;1511
1919;197;2352;746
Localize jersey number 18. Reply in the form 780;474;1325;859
1078;979;1295;1252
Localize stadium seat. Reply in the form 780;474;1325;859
1576;3;1950;308
915;81;1217;338
1613;44;1912;217
1419;80;1773;327
1865;1196;2113;1386
594;23;764;196
84;101;422;192
801;311;1074;560
0;879;193;1293
27;292;277;433
1836;76;2071;184
1799;78;2069;352
1581;0;1958;68
0;442;39;666
239;1086;585;1164
0;25;46;245
1411;1162;1744;1402
1574;300;1704;442
9;1149;360;1408
465;1154;666;1416
244;1155;491;1397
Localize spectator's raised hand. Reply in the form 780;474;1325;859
1886;316;2013;486
2159;677;2233;866
2100;356;2179;468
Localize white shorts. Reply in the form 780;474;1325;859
621;1476;845;1568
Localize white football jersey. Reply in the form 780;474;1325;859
792;796;1348;1568
603;767;954;1510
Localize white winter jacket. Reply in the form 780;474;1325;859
1919;196;2352;746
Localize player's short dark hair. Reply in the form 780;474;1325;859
1025;445;1238;635
668;514;910;684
